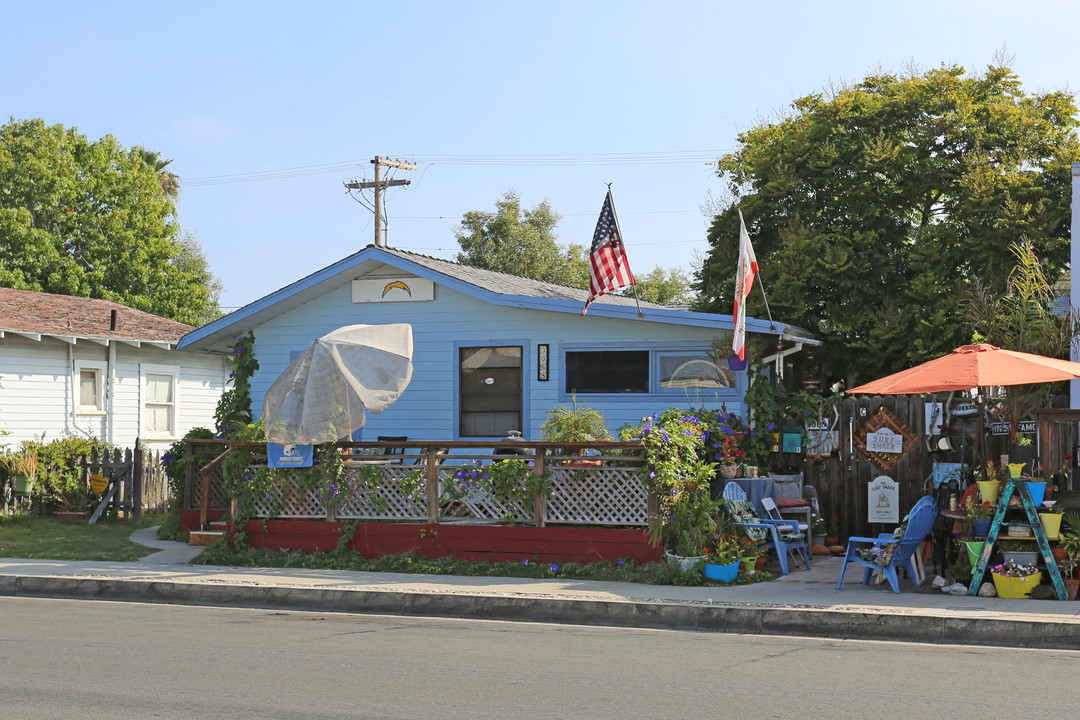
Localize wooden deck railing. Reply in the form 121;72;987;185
185;439;650;530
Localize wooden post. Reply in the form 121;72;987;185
200;468;212;531
533;448;545;527
133;439;144;524
426;444;439;524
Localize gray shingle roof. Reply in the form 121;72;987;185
379;246;670;310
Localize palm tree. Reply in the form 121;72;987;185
135;146;181;201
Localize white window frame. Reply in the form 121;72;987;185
140;363;180;439
74;359;108;414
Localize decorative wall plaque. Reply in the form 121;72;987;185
853;405;917;472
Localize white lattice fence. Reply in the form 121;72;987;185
250;472;327;518
334;465;428;521
545;466;649;525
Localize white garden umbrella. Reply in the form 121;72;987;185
262;323;413;445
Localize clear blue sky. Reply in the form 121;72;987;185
4;1;1078;311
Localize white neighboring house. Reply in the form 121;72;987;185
0;288;230;452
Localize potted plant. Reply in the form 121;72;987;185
713;433;745;479
998;539;1039;567
735;532;763;575
810;513;827;546
1;446;38;495
1057;511;1080;579
540;396;610;464
825;513;840;546
659;486;720;571
1039;504;1062;540
702;532;740;582
990;559;1042;598
966;498;995;537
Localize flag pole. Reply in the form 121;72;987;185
738;209;776;333
607;184;643;319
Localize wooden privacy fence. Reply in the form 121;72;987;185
804;394;1078;542
79;440;170;522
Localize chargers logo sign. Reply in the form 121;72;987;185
352;277;434;303
381;280;412;297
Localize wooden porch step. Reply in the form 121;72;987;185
189;530;225;546
209;520;228;531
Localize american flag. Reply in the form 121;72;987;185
581;189;636;316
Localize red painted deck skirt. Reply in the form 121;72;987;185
180;511;658;564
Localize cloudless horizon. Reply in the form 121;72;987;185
4;1;1078;315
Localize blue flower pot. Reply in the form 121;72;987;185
1026;481;1046;506
703;560;739;582
973;518;991;537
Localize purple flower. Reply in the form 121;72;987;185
767;423;775;430
523;559;529;565
617;558;624;566
549;564;559;572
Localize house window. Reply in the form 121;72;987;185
74;360;107;413
565;350;649;394
141;364;179;437
658;353;734;390
459;346;522;437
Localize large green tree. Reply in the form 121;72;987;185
0;118;220;326
455;189;693;305
693;63;1079;386
455;189;589;286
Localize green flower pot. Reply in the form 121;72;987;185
11;475;34;496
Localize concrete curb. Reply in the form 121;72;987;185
6;573;1080;650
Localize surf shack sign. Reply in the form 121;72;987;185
868;475;900;524
854;405;917;472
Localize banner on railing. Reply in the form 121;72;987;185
267;443;314;468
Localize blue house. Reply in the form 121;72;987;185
177;245;815;441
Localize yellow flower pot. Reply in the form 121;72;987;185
977;480;999;504
1040;513;1062;541
992;571;1042;599
1006;463;1025;479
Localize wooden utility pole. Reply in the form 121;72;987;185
344;156;416;247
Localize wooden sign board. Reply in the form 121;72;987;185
868;475;900;523
853;406;917;472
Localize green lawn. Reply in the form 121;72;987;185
0;514;165;562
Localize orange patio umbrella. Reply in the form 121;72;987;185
847;344;1080;395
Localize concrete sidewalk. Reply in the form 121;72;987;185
1;528;1078;649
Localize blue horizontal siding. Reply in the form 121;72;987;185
248;282;747;442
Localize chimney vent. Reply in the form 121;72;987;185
110;309;117;331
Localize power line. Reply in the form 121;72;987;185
184;150;731;187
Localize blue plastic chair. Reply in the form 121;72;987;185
722;483;810;575
836;495;938;593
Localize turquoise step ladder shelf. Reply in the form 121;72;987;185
967;477;1066;600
